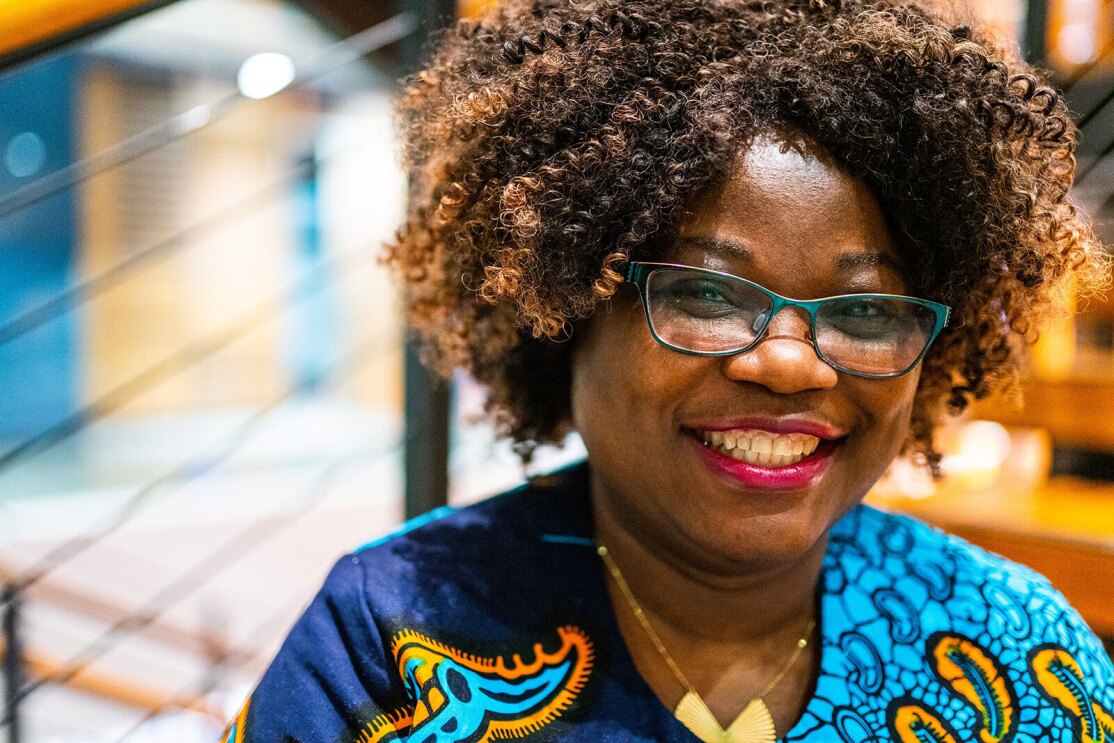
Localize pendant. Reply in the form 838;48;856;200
674;691;777;743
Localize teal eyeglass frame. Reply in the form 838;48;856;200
625;261;952;379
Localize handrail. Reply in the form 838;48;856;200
0;10;416;221
0;639;220;718
0;562;258;666
0;0;180;71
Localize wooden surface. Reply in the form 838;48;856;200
976;380;1114;451
868;476;1114;638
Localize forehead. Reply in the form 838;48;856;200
669;132;906;293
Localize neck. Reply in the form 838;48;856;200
591;475;825;643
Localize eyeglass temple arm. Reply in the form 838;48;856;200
624;262;646;283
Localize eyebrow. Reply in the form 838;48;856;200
675;235;903;274
834;252;904;273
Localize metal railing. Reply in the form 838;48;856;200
0;3;451;740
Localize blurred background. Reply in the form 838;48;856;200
0;0;1110;740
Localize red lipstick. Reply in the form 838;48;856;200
684;422;842;491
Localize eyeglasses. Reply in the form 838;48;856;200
625;262;951;379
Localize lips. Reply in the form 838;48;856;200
683;418;847;489
696;428;821;468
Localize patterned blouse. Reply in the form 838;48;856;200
222;461;1114;742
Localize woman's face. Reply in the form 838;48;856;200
572;132;921;572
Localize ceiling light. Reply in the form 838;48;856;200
1058;23;1097;65
3;131;46;179
237;52;296;100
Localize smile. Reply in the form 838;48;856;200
695;429;820;468
683;421;845;490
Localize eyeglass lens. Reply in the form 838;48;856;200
644;268;938;376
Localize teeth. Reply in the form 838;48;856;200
752;434;773;456
695;428;825;468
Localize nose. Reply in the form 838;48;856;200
722;308;838;393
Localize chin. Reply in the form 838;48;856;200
689;507;831;572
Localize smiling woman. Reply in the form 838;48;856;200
224;1;1113;742
574;135;925;572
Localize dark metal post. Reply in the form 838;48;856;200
404;338;452;519
402;0;457;519
3;586;24;743
1023;0;1049;64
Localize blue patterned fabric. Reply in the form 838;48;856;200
223;461;1113;743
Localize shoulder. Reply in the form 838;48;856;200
323;460;594;609
832;503;1065;590
355;459;591;557
236;462;597;743
822;505;1114;741
831;504;1085;628
830;504;1114;705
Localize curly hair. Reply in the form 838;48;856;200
384;0;1110;473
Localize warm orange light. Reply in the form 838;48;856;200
1032;289;1079;380
1047;0;1109;69
456;0;501;19
459;0;501;20
0;0;155;58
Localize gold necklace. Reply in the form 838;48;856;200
597;544;815;743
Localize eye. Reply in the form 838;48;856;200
840;298;893;319
658;278;741;317
678;279;732;303
822;297;907;338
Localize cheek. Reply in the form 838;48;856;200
571;313;624;436
860;372;921;453
571;307;692;438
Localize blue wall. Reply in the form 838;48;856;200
0;53;81;442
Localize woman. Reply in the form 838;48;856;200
223;0;1113;741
